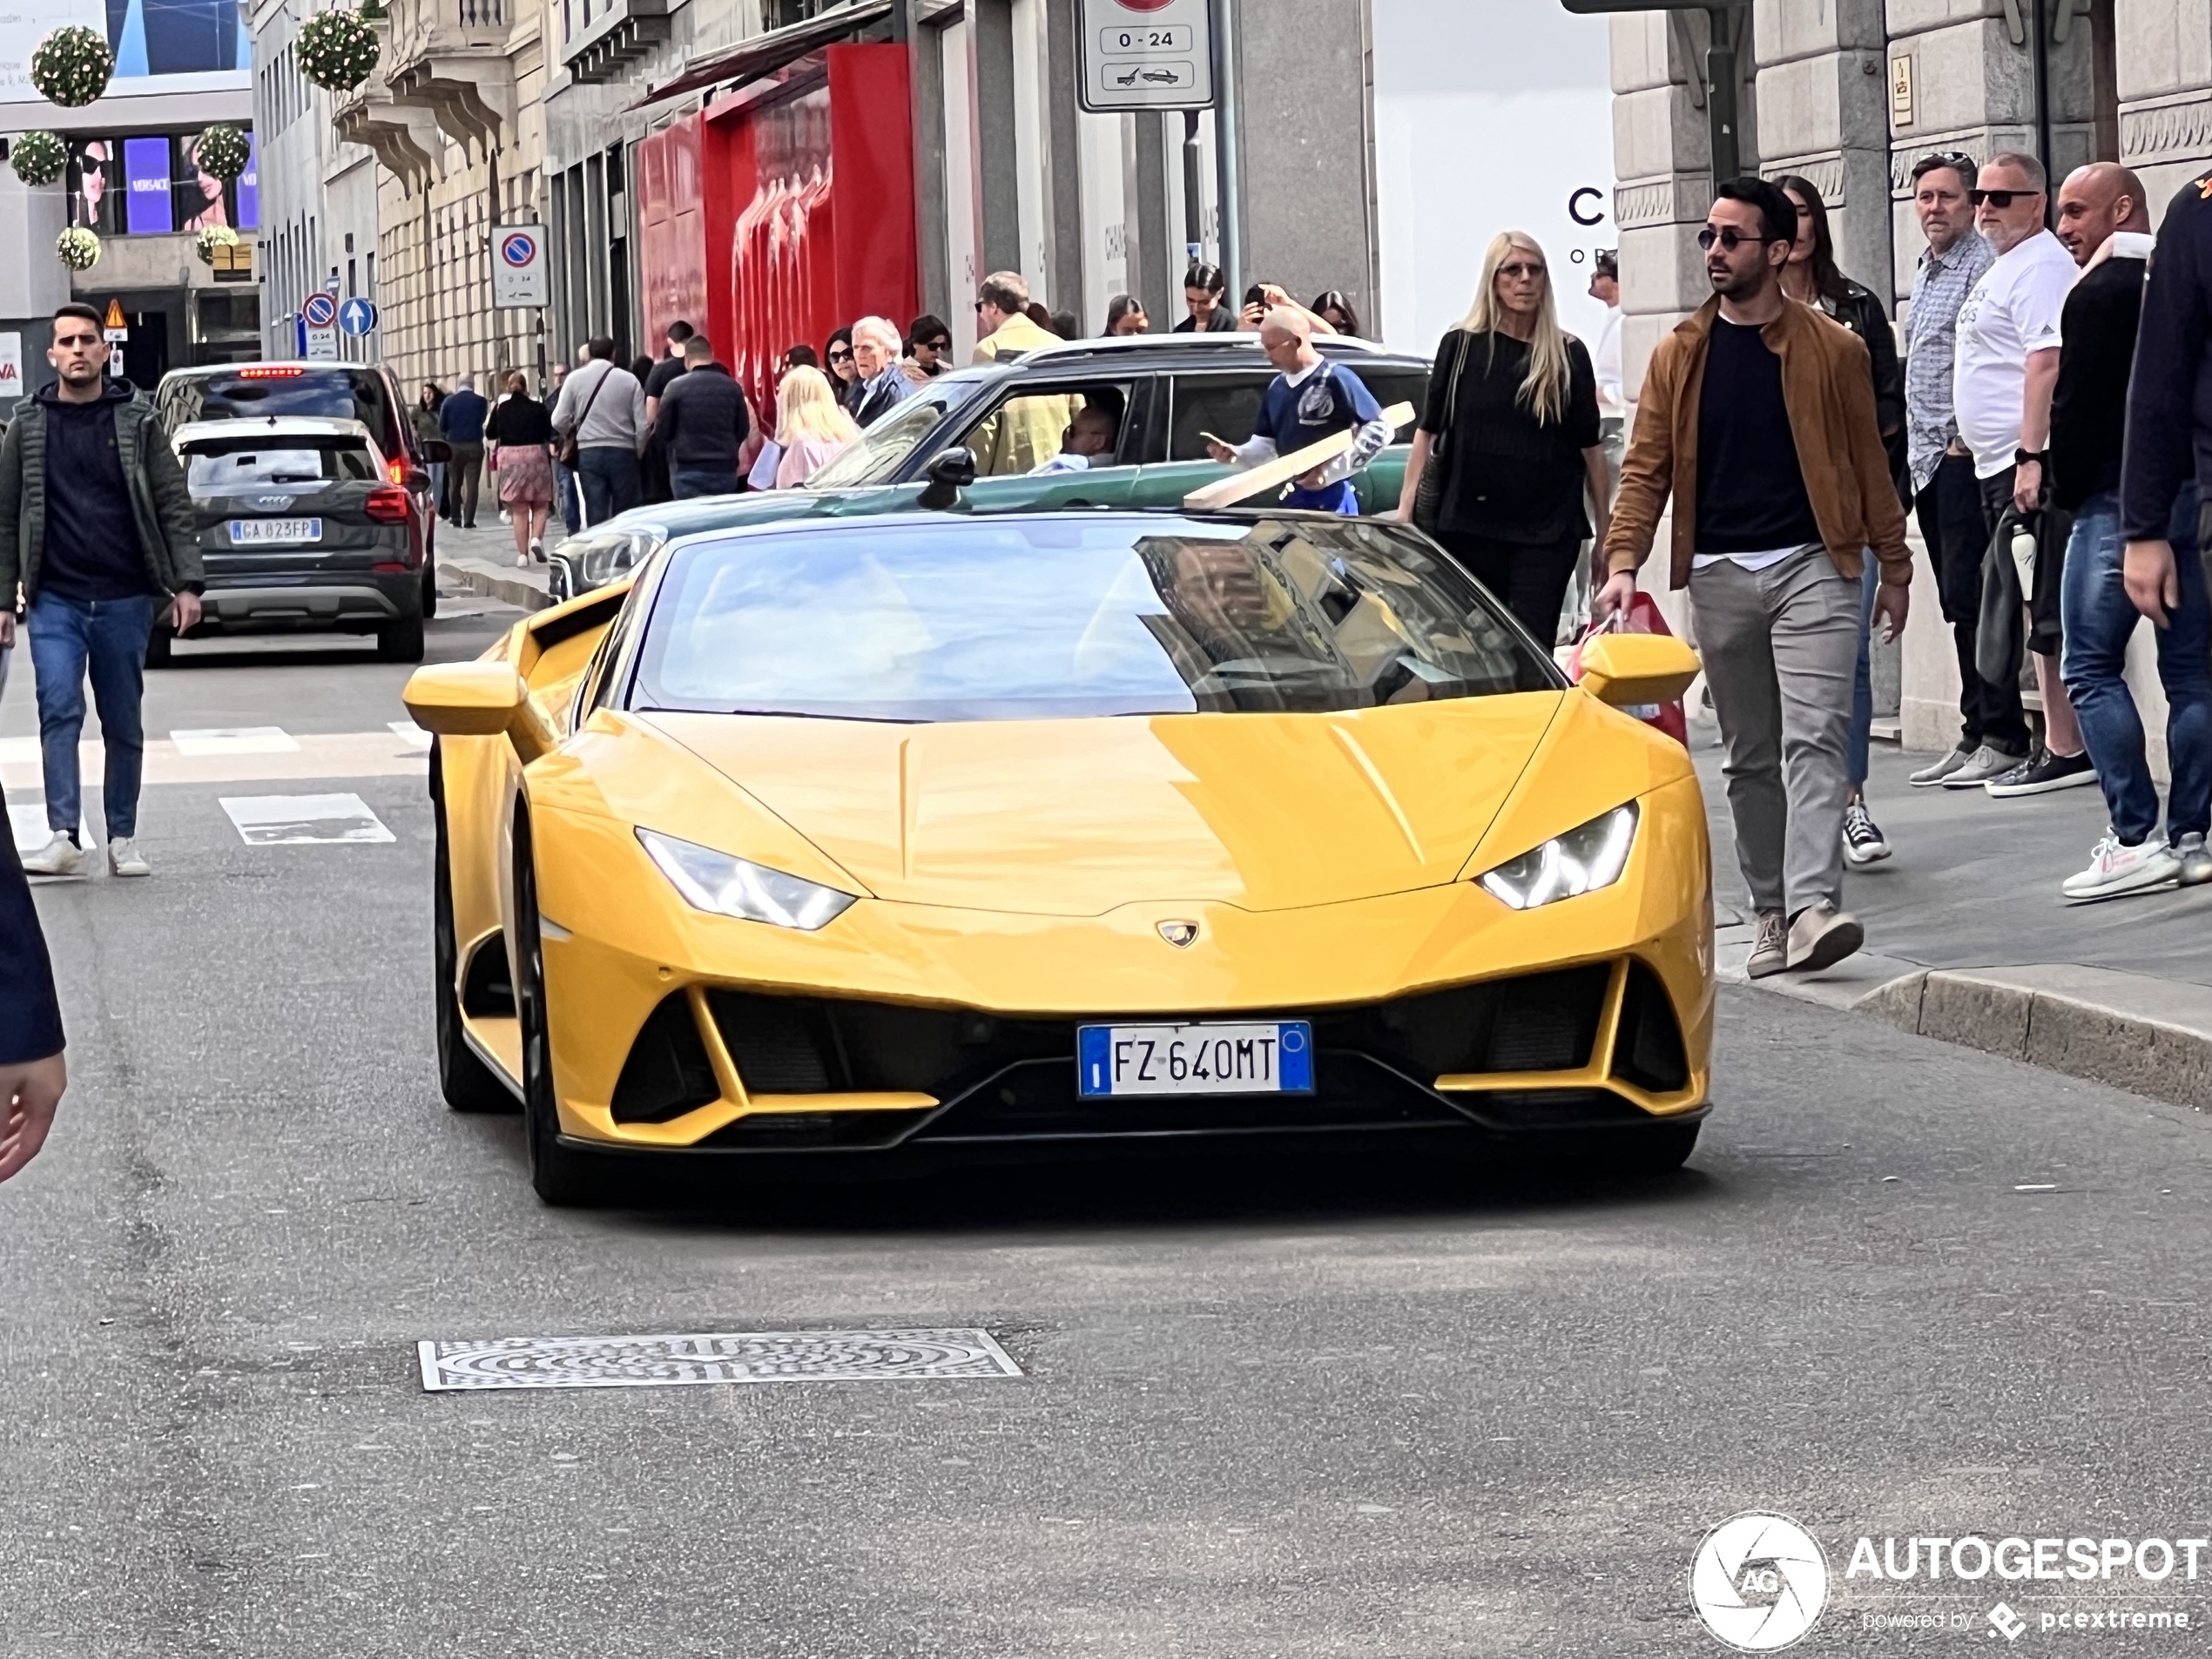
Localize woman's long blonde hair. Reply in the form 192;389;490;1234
775;364;860;447
1458;230;1573;426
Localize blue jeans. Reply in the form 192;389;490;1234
26;590;157;840
577;447;641;524
2060;485;2212;844
557;462;582;532
671;469;743;500
1850;560;1876;788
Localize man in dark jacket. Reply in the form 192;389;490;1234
654;335;752;498
2050;165;2212;900
0;302;201;880
0;826;66;1184
438;374;489;526
2124;166;2212;636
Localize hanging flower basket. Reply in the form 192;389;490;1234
30;24;115;109
9;128;67;187
192;123;251;183
294;9;380;92
57;226;102;271
196;225;239;265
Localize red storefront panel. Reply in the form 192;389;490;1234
637;120;708;357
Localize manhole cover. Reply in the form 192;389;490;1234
417;1327;1023;1392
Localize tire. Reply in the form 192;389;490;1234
433;784;517;1115
421;558;439;621
513;809;606;1205
378;611;426;663
145;625;173;669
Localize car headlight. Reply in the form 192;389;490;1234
561;529;664;589
637;827;858;930
1476;802;1639;911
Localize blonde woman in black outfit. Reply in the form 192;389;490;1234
1395;230;1608;644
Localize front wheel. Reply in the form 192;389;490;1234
513;809;607;1206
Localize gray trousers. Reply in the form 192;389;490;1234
1689;546;1862;918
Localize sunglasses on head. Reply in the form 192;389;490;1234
1695;226;1781;252
1969;187;2035;208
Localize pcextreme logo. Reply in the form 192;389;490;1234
1690;1513;1831;1651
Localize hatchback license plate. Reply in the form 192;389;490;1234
229;517;321;544
1076;1021;1313;1098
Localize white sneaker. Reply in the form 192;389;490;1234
21;831;86;876
2177;831;2212;887
107;836;150;877
2060;832;2180;900
515;551;530;568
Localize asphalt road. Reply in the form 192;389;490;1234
6;615;2212;1656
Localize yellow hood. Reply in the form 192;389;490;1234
642;697;1563;915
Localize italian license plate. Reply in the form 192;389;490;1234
1076;1021;1314;1098
229;517;322;544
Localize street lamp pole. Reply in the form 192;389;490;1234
1210;0;1242;294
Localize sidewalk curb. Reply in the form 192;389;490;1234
1857;966;2212;1112
442;555;548;612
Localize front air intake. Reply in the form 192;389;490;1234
610;994;721;1123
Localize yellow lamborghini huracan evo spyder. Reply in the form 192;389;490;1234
404;509;1712;1204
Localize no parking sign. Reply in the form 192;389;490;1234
494;224;548;308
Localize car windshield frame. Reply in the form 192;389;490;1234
623;513;1565;725
799;372;996;490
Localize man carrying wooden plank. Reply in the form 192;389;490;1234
1204;308;1395;513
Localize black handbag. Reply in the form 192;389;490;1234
1412;329;1471;532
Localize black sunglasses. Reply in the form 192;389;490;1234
1969;187;2036;208
827;346;854;360
921;337;951;351
1696;226;1783;252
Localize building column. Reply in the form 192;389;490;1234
1754;0;1891;300
2118;0;2212;209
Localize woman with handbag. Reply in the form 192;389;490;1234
486;371;556;568
1394;230;1608;645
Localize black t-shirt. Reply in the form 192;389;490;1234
2050;253;2144;512
1420;328;1602;544
1695;316;1821;552
644;357;688;401
1173;308;1238;334
41;395;150;602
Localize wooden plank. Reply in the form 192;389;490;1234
1181;400;1417;511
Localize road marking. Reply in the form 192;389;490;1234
416;1328;1025;1393
220;792;395;845
388;720;433;751
171;726;300;756
3;732;425;789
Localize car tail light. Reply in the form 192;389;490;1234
386;458;407;485
364;485;411;523
236;366;305;379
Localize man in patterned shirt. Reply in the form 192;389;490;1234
1903;151;2032;785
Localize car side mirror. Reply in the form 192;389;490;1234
917;445;977;510
402;661;557;761
423;439;453;463
1575;633;1701;709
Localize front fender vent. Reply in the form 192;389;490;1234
610;994;721;1123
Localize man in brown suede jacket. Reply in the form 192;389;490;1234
1597;176;1910;981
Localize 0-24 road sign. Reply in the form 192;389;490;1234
493;223;549;308
1077;0;1214;112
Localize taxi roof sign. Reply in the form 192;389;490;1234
104;299;125;329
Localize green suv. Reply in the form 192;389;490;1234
548;333;1430;598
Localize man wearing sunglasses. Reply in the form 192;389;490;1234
1950;152;2096;799
1598;178;1910;980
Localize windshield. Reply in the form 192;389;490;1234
800;385;966;489
165;368;401;455
630;516;1560;722
184;436;378;494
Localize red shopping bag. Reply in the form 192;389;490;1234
1565;594;1689;746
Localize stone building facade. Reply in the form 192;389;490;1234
1606;0;2205;761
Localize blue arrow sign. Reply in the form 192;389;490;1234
338;297;378;337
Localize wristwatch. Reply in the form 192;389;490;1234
2014;447;2046;468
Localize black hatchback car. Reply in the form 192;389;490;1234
152;361;445;655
